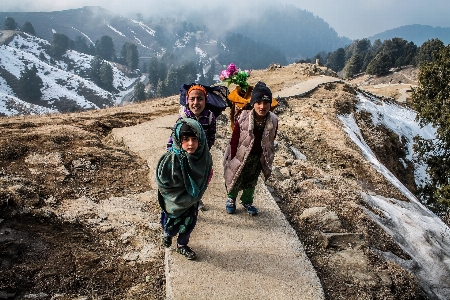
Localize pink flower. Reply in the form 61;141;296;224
220;70;230;79
219;63;251;92
227;63;237;75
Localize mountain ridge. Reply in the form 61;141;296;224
368;24;450;46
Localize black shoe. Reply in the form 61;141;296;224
176;245;196;260
162;234;172;248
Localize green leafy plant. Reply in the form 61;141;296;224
219;63;251;92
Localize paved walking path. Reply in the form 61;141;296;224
274;75;341;98
112;76;340;299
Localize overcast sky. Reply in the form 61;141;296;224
1;0;449;39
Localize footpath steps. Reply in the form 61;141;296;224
112;77;341;299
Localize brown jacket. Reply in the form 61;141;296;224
223;109;278;191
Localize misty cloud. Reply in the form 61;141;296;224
1;0;449;39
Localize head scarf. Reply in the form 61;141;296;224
156;118;213;217
186;84;208;106
187;84;207;98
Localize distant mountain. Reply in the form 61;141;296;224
0;32;137;116
368;24;450;46
0;7;162;58
230;4;352;61
0;4;352;66
189;3;352;62
0;6;287;72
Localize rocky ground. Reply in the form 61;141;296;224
0;63;445;299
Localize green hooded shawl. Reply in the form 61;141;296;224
156;118;213;217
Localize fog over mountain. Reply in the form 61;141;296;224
1;0;450;39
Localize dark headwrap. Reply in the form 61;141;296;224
156;118;213;217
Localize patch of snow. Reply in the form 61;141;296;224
195;47;207;59
338;95;450;300
71;27;95;45
132;36;150;50
107;24;126;37
361;193;450;300
354;93;436;188
0;94;57;116
129;19;155;36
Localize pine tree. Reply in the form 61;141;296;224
343;54;363;78
4;17;17;30
39;52;47;61
178;61;197;85
415;39;444;67
411;45;450;210
22;21;35;36
326;48;345;72
95;35;115;61
19;65;43;101
73;36;92;55
366;52;392;76
49;33;70;58
164;65;178;96
156;79;165;98
121;42;139;70
99;62;114;91
90;56;103;85
148;57;160;87
133;81;146;101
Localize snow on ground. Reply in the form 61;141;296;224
195;46;207;59
355;93;436;188
0;33;137;115
107;23;126;37
338;93;450;300
0;94;57;115
71;27;94;45
129;19;155;36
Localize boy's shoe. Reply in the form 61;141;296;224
242;203;258;215
225;197;236;214
162;234;172;248
176;245;196;260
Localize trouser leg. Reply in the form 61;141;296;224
227;190;239;200
176;207;199;246
240;187;255;204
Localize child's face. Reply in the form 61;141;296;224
187;90;206;117
181;136;199;154
253;100;271;118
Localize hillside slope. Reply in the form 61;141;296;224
1;63;449;299
0;31;137;115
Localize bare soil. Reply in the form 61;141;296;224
0;64;440;299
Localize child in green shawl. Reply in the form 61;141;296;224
156;118;213;260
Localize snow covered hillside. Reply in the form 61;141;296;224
0;32;137;116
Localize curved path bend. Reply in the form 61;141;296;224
111;76;339;299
